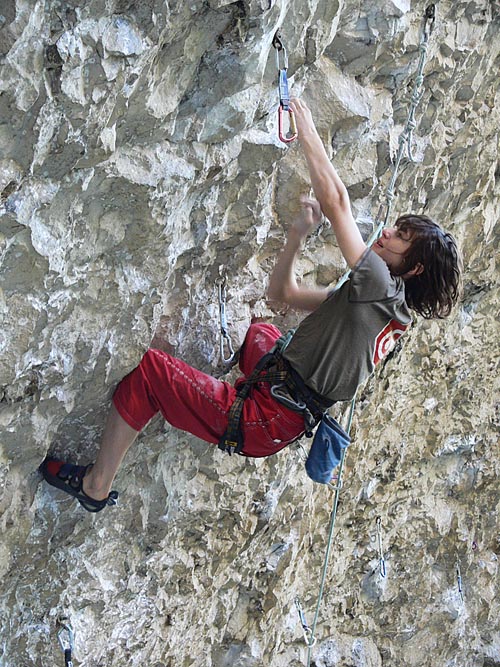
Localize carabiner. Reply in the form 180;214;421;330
218;278;236;365
270;383;307;411
294;597;316;647
278;101;297;144
424;4;436;36
57;619;75;667
327;474;343;493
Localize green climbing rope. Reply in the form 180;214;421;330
334;4;435;293
305;398;355;667
297;7;437;665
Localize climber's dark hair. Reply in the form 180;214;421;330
395;214;463;319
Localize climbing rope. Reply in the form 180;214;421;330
381;3;436;222
57;619;74;667
301;398;356;667
334;4;436;292
272;31;298;143
217;276;236;365
295;7;436;664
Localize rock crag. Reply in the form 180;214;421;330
0;1;499;666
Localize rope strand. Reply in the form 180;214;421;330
299;7;436;664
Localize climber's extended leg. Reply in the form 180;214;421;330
40;351;239;509
82;403;139;500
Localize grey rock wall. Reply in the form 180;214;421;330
0;1;499;666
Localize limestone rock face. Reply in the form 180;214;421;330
0;1;499;666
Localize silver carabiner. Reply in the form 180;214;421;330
270;383;307;411
57;619;75;667
327;474;343;492
218;278;236;365
294;597;316;647
376;517;387;578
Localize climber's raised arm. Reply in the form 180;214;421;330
268;196;329;312
289;97;367;268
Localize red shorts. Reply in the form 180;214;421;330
112;323;305;457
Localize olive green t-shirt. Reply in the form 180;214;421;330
283;249;412;402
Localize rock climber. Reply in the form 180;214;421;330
40;98;462;512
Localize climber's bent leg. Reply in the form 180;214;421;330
113;349;237;442
85;349;238;498
111;323;283;447
42;327;303;506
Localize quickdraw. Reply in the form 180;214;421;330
456;560;464;602
376;517;387;578
217;276;236;365
57;618;74;667
272;31;298;143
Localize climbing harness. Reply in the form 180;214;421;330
294;597;316;647
218;345;333;455
218;351;279;455
376;517;387;578
217;325;349;488
217;276;236;365
272;31;298;143
57;619;74;667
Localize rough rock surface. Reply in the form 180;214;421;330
0;1;499;666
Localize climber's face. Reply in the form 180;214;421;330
372;227;414;274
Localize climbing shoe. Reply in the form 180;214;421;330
40;458;118;513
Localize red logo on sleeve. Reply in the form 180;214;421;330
373;320;409;365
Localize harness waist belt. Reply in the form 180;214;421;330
277;357;334;414
218;352;333;455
